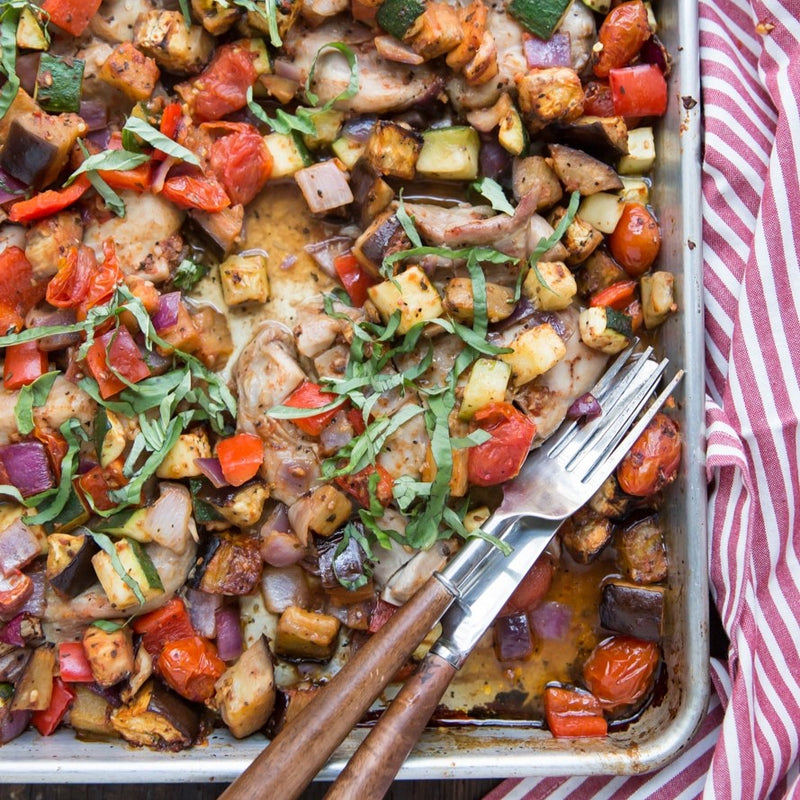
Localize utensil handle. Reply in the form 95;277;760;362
324;652;457;800
218;576;456;800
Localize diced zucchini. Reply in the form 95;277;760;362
16;7;48;50
619;177;650;205
549;209;603;267
191;0;241;36
579;306;631;354
523;260;577;311
508;0;572;41
263;132;312;179
416;127;480;182
238;38;271;76
500;323;567;386
365;121;422;180
443;278;515;324
368;265;444;334
275;605;341;661
498;108;527;157
42;490;90;534
156;429;212;479
580;0;610;12
92;539;164;611
331;136;366;170
640;271;676;329
95;508;150;543
70;686;117;737
208;482;269;528
577;192;625;234
618;127;655;175
219;253;269;306
376;0;425;39
11;646;55;711
459;359;511;419
302;109;344;150
35;53;84;114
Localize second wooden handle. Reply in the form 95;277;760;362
324;652;457;800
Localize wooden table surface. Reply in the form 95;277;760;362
5;781;501;799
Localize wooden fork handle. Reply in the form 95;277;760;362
218;576;456;800
324;652;457;800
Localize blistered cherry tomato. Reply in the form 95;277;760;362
617;412;681;497
582;80;615;118
499;554;554;616
467;402;537;487
189;44;257;122
608;203;661;276
209;125;273;206
157;636;226;703
593;0;652;78
161;175;231;212
583;636;660;710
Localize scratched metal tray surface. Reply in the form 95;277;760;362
0;0;707;783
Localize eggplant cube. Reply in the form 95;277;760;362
640;271;676;330
459;358;511;420
368;265;444;334
82;625;135;688
500;322;567;386
599;580;664;642
100;43;161;102
288;485;353;539
366;121;422;180
46;533;99;599
523;261;577;311
134;11;214;75
275;606;340;661
219;254;269;306
617;516;668;584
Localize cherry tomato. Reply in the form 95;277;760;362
593;0;651;78
499;554;554;616
608;203;661;277
157;636;226;703
85;325;151;399
79;240;122;318
98;162;151;193
188;44;257;122
77;461;127;512
0;247;46;323
617;412;681;496
582;80;615;118
46;246;92;309
209;125;273;206
583;636;660;710
609;64;668;118
217;432;265;487
544;686;608;738
467;402;536;487
335;464;394;508
0;570;33;617
35;427;69;482
161;175;231;212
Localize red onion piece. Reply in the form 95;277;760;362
0;615;25;647
0;708;31;744
479;139;511;179
0;442;54;498
77;457;98;475
0;519;41;577
304;236;353;278
14;52;39;96
151;292;181;332
529;601;572;640
0;169;26;204
150;155;176;194
374;36;425;65
295;161;354;214
341;117;377;143
215;604;243;661
494;612;534;661
640;36;669;74
274;59;302;82
86;128;111;150
260;530;305;567
186;588;222;639
87;682;123;708
79;100;109;132
317;534;367;590
261;565;311;614
25;307;80;351
18;567;46;618
523;32;572;69
194;457;229;489
566;392;603;421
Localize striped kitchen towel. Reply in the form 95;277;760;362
487;0;800;797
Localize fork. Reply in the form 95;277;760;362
219;347;682;800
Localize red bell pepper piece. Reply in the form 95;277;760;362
57;642;94;683
132;597;196;657
3;342;48;390
589;280;638;312
543;686;608;738
41;0;102;36
334;253;376;307
283;381;343;436
31;678;75;736
609;64;668;118
216;432;264;487
9;175;91;224
85;325;151;399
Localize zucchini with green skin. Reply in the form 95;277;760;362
508;0;573;42
416;126;481;181
263;132;313;179
376;0;426;40
579;306;632;354
35;53;85;114
16;7;49;50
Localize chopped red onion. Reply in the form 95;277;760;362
529;601;572;640
0;615;25;647
14;52;39;96
523;32;572;69
79;100;109;132
260;529;305;567
494;612;534;662
304;236;352;278
0;442;54;498
0;519;41;577
342;117;377;143
479;139;511;179
186;588;222;639
261;565;311;614
640;36;669;74
274;59;302;82
86;128;111;150
279;254;298;270
25;307;80;351
0;169;26;205
0;708;31;745
18;567;46;618
317;534;367;591
566;392;603;421
374;36;425;65
194;457;229;489
151;292;181;332
295;161;354;214
150;155;176;194
215;604;243;661
77;457;98;475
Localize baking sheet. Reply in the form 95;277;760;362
0;0;707;782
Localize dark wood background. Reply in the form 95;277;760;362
5;781;501;799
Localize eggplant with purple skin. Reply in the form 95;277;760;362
192;533;262;595
10;644;54;711
617;516;668;585
599;580;664;642
560;507;613;564
352;209;410;278
0;119;59;188
46;533;99;598
554;116;630;162
110;679;200;749
494;612;534;662
0;644;31;683
350;161;395;228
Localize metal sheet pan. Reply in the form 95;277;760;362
0;0;707;782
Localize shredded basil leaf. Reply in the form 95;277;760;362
178;0;192;26
91;619;124;633
76;140;127;217
305;41;360;108
0;5;20;121
122;117;200;166
395;192;422;248
472;177;515;216
14;371;59;436
67;147;151;185
173;259;209;291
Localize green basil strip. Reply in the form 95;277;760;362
122;117;200;166
91;619;124;633
66;146;151;186
395;192;423;248
305;42;359;108
0;7;20;121
14;371;59;436
471;177;515;216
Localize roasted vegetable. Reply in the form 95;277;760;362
512;156;563;210
548;144;623;196
557;116;629;161
10;645;54;712
550;207;604;267
92;538;164;611
275;606;341;661
350;163;395;228
560;508;613;564
617;413;681;497
640;271;676;329
365;121;422;180
206;480;269;528
100;43;160;102
46;533;99;599
219;253;270;306
500;322;567;386
368;265;444;334
416;127;481;181
193;534;262;595
523;261;577;311
82;625;135;688
68;686;117;737
133;11;214;74
617;516;668;585
443;278;514;324
577;249;629;297
517;69;584;132
352;210;409;277
600;580;664;641
288;486;352;541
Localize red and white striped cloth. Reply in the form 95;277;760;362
487;0;800;797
